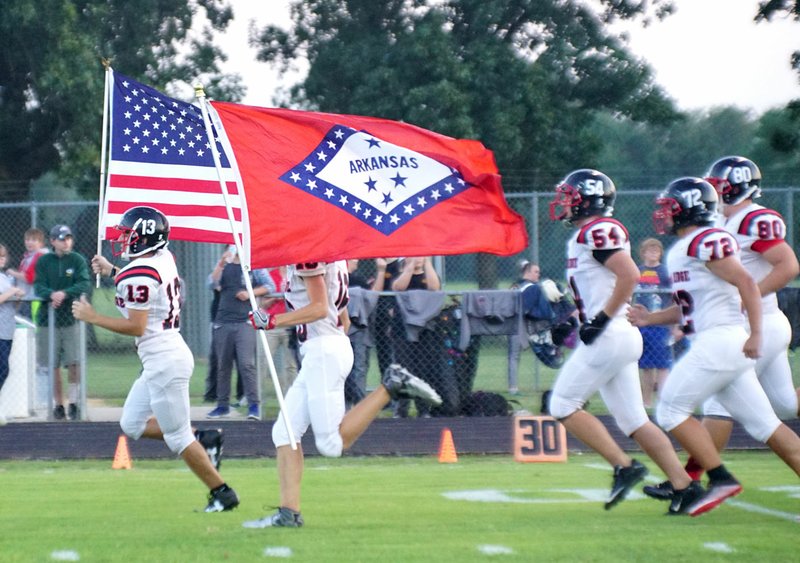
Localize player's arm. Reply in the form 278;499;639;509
758;241;799;297
71;296;149;337
599;250;639;317
707;256;762;358
339;307;351;334
627;303;681;327
271;273;328;328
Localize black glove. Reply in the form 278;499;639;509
579;311;610;345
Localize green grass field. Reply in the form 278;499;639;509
1;452;797;562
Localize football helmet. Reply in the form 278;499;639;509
653;177;718;235
549;169;616;224
704;155;761;205
111;206;170;258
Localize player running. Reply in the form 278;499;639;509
547;169;705;514
629;177;800;515
72;206;238;513
244;260;441;528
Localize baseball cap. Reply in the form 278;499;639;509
50;224;73;240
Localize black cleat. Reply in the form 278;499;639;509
242;507;304;528
605;459;648;510
667;481;705;515
53;405;66;420
643;480;674;501
204;484;239;512
382;364;442;406
67;403;79;421
195;428;224;470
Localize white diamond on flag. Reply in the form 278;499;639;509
279;126;469;235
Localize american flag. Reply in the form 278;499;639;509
102;71;246;247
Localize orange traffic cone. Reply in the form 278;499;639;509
438;427;458;463
112;434;132;470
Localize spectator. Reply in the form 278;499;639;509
206;246;274;420
634;239;673;408
0;243;26;425
344;259;376;408
507;260;546;395
371;257;402;377
7;228;47;320
391;256;442;418
34;225;91;421
261;266;298;393
203;248;244;405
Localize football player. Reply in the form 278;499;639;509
244;261;441;528
72;206;239;513
547;169;705;514
629;177;800;516
646;157;800;500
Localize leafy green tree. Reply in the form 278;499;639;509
251;0;681;287
252;0;679;190
0;0;242;200
755;0;800;163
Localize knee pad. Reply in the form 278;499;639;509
547;393;580;421
771;395;799;421
272;417;304;449
655;401;688;432
163;426;195;455
119;415;145;441
314;432;344;458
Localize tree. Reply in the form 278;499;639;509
755;1;800;163
251;0;680;287
0;0;243;200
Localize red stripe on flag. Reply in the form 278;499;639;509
106;200;242;221
109;174;240;195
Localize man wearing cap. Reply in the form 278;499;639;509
34;225;91;420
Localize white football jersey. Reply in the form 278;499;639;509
724;203;787;315
565;217;630;322
114;249;183;347
286;261;349;343
666;227;744;334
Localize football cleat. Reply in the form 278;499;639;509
643;480;674;501
605;459;648;510
53;405;66;420
667;481;705;515
195;428;224;470
67;403;80;421
204;485;239;512
382;364;442;406
686;478;743;517
242;507;304;528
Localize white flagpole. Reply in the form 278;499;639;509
194;84;297;449
95;62;113;288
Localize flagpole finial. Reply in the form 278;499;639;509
100;58;111;70
194;83;206;100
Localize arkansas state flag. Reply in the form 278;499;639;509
208;102;528;268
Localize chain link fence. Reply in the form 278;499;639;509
1;187;798;421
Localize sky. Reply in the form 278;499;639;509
217;0;800;113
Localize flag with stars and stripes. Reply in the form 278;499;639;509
209;102;527;267
102;71;248;253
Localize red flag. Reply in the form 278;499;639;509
209;102;528;268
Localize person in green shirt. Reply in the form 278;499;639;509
34;225;91;421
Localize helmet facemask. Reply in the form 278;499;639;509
653;197;680;235
549;184;582;223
